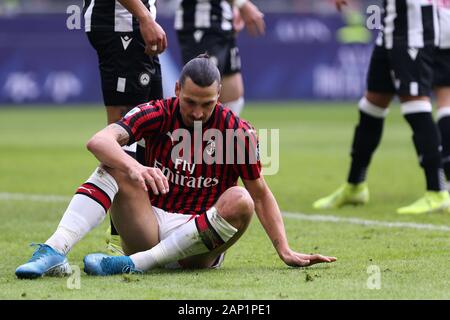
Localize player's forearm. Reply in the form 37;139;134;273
118;0;154;22
86;132;137;173
253;189;290;256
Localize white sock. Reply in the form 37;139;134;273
45;167;118;255
130;207;237;271
225;97;244;115
358;97;389;118
401;100;432;115
436;106;450;121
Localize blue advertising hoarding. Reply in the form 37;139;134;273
0;12;375;104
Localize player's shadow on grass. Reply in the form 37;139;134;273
145;264;334;276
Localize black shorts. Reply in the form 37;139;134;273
433;48;450;87
366;45;434;97
177;30;241;76
87;31;163;106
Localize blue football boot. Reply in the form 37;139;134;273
83;253;140;276
15;244;72;279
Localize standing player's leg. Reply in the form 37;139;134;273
220;72;245;115
396;94;449;214
388;46;450;213
104;106;137;254
218;36;245;115
347;92;392;186
313;46;394;209
212;33;245;115
434;49;450;186
83;186;253;275
392;46;449;214
436;86;450;184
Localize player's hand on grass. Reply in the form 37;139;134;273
239;1;265;36
281;249;337;267
128;164;169;195
335;0;348;12
139;18;167;56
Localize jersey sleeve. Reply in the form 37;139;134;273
234;121;262;180
116;100;167;145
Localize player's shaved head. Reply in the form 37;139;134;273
179;54;221;88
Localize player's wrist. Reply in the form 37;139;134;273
275;242;291;258
123;159;141;175
137;11;155;25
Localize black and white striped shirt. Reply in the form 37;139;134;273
174;0;234;32
83;0;157;32
437;0;450;48
375;0;439;49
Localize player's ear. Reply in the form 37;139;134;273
217;82;222;98
175;81;181;97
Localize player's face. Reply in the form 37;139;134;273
176;77;221;128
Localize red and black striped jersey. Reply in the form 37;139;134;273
117;97;261;215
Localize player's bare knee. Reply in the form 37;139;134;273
217;186;254;228
106;106;132;124
365;91;393;108
435;87;450;107
220;74;244;102
234;189;254;220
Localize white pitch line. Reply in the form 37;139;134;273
0;192;71;203
282;212;450;232
1;192;450;232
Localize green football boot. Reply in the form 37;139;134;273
105;226;124;256
397;191;450;215
313;182;369;209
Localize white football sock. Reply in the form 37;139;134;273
130;207;237;271
358;97;389;118
436;106;450;121
45;167;118;255
225;97;244;115
401;100;432;115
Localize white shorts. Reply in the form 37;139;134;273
152;206;225;269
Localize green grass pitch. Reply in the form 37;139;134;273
0;102;449;299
